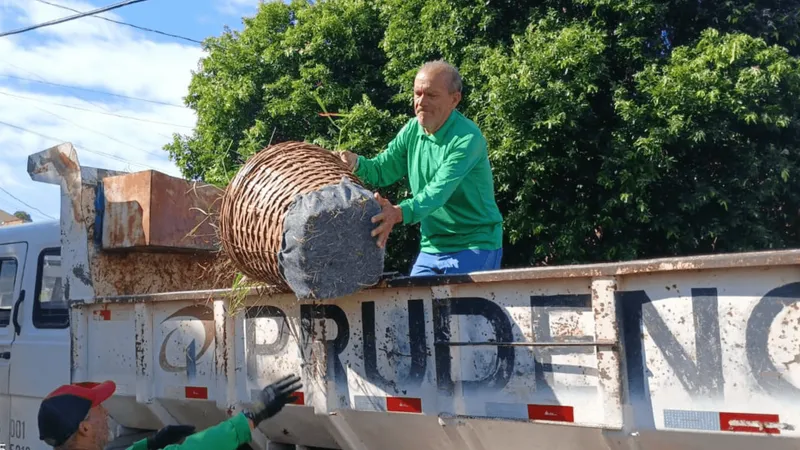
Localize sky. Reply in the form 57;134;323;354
0;0;264;221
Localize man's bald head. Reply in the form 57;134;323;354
417;60;462;94
413;60;463;134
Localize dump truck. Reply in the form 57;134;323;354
1;142;799;450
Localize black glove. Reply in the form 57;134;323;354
245;374;303;426
146;424;196;449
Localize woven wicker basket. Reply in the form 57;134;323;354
218;141;369;292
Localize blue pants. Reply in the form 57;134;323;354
409;248;503;277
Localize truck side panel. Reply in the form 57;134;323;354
73;264;800;450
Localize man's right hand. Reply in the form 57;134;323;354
245;374;303;427
146;424;196;449
338;151;358;171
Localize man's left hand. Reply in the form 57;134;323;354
338;150;358;171
371;193;403;249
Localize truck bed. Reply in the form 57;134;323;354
28;143;800;450
72;251;800;450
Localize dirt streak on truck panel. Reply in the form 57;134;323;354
90;251;228;297
80;183;230;297
74;248;800;303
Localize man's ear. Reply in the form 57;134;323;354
75;419;92;437
452;91;462;108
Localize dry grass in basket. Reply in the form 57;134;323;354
181;183;287;317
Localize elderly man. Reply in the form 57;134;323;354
37;374;302;450
339;60;504;276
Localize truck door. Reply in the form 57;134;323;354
9;247;69;450
0;242;27;449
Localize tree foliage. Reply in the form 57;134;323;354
166;0;800;271
13;211;31;223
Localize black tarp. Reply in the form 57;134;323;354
278;177;385;299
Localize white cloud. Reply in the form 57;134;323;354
0;0;208;221
0;161;24;188
1;39;203;104
216;0;263;16
0;0;204;104
5;0;129;40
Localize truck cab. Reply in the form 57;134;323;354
0;220;67;450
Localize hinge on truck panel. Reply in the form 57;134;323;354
591;277;624;430
94;181;105;247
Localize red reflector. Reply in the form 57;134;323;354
720;412;780;434
528;404;574;422
386;397;422;413
185;386;208;399
291;392;305;405
95;310;111;320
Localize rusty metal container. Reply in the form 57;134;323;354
100;170;223;251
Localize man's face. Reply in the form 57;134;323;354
413;68;461;134
79;405;111;449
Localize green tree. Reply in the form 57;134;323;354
166;0;800;271
612;29;800;257
13;211;32;223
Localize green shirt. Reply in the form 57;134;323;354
127;413;251;450
355;110;503;254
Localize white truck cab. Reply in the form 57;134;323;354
0;220;67;450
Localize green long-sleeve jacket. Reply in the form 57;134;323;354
355;110;503;254
126;413;252;450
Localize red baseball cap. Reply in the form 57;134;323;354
38;381;117;447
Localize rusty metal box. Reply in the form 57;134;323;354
100;170;223;251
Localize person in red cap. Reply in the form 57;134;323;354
38;374;302;450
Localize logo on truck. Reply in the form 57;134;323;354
158;305;214;379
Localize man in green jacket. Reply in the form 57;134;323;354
37;374;302;450
339;60;504;276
